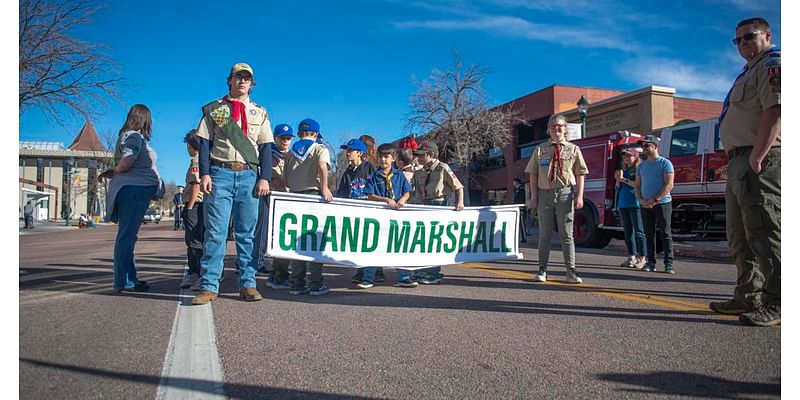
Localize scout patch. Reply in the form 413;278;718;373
190;166;199;173
249;109;257;117
209;105;231;128
291;138;317;162
540;159;551;167
766;58;781;93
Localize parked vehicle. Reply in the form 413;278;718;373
143;208;162;224
569;118;726;248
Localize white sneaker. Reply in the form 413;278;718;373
566;270;583;284
180;273;200;289
535;272;547;282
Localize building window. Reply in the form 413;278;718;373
487;189;508;205
517;115;551;159
36;158;44;183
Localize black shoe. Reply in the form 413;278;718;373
739;305;781;327
117;282;150;293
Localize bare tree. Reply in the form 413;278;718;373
406;53;521;205
19;0;125;124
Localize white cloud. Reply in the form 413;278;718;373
393;15;639;52
617;57;740;100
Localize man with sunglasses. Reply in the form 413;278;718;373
709;17;781;327
634;135;674;274
191;63;274;305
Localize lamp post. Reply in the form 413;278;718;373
64;157;75;226
577;95;590;138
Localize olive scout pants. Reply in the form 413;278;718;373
537;186;576;272
726;146;781;309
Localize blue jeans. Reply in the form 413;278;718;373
113;184;157;289
252;195;270;269
619;207;646;257
396;269;412;282
199;166;259;292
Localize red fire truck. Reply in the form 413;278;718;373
573;118;727;248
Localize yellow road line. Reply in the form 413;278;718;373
459;262;739;320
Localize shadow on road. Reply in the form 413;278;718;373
596;371;779;398
20;358;378;400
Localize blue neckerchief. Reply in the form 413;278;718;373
719;46;779;125
291;139;317;162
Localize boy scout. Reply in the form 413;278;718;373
180;130;205;290
264;123;294;289
526;114;588;284
284;118;333;296
410;141;464;284
709;17;781;327
191;62;274;305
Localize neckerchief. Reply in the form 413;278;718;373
719;46;780;125
380;169;394;199
548;142;564;184
223;96;248;137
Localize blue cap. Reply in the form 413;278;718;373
273;123;294;138
297;118;320;133
340;138;367;153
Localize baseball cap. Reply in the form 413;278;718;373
298;118;320;133
230;63;254;77
638;134;661;146
621;147;640;156
413;142;438;156
273;123;294;138
340;138;367;153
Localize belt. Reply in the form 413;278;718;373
726;146;780;159
211;160;251;171
539;186;572;192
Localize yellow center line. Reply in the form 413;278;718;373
459;262;738;320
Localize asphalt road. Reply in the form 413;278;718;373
19;223;780;399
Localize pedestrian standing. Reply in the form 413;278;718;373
263;123;294;290
512;178;528;243
634;135;675;274
360;143;413;288
99;104;162;293
180;131;205;290
285;118;333;296
191;63;274;305
410;141;464;284
173;186;185;230
23;201;34;229
615;148;646;269
526;114;588;284
709;17;781;327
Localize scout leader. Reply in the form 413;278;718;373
526;113;589;284
192;62;274;305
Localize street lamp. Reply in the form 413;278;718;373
64;157;75;226
577;95;590;138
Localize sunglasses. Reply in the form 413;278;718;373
732;31;762;45
234;74;253;82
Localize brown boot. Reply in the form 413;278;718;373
239;287;263;302
191;290;218;305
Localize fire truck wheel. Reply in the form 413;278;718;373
574;206;611;248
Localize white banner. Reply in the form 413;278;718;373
266;192;523;268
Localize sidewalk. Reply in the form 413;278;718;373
522;227;729;260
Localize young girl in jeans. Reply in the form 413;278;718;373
615;148;647;269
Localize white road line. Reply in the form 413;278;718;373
156;274;226;400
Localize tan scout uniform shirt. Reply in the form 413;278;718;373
195;97;274;163
411;159;464;201
720;46;781;151
271;149;289;192
285;143;331;192
525;140;589;190
182;155;203;203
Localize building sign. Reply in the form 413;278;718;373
585;106;640;135
567;123;582;140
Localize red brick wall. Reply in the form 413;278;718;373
551;86;626;114
673;97;722;122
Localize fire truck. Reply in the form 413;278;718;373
573;118;727;248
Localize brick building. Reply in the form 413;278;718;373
468;84;722;205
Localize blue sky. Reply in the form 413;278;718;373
18;0;781;184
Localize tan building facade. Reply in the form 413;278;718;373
19;121;113;222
